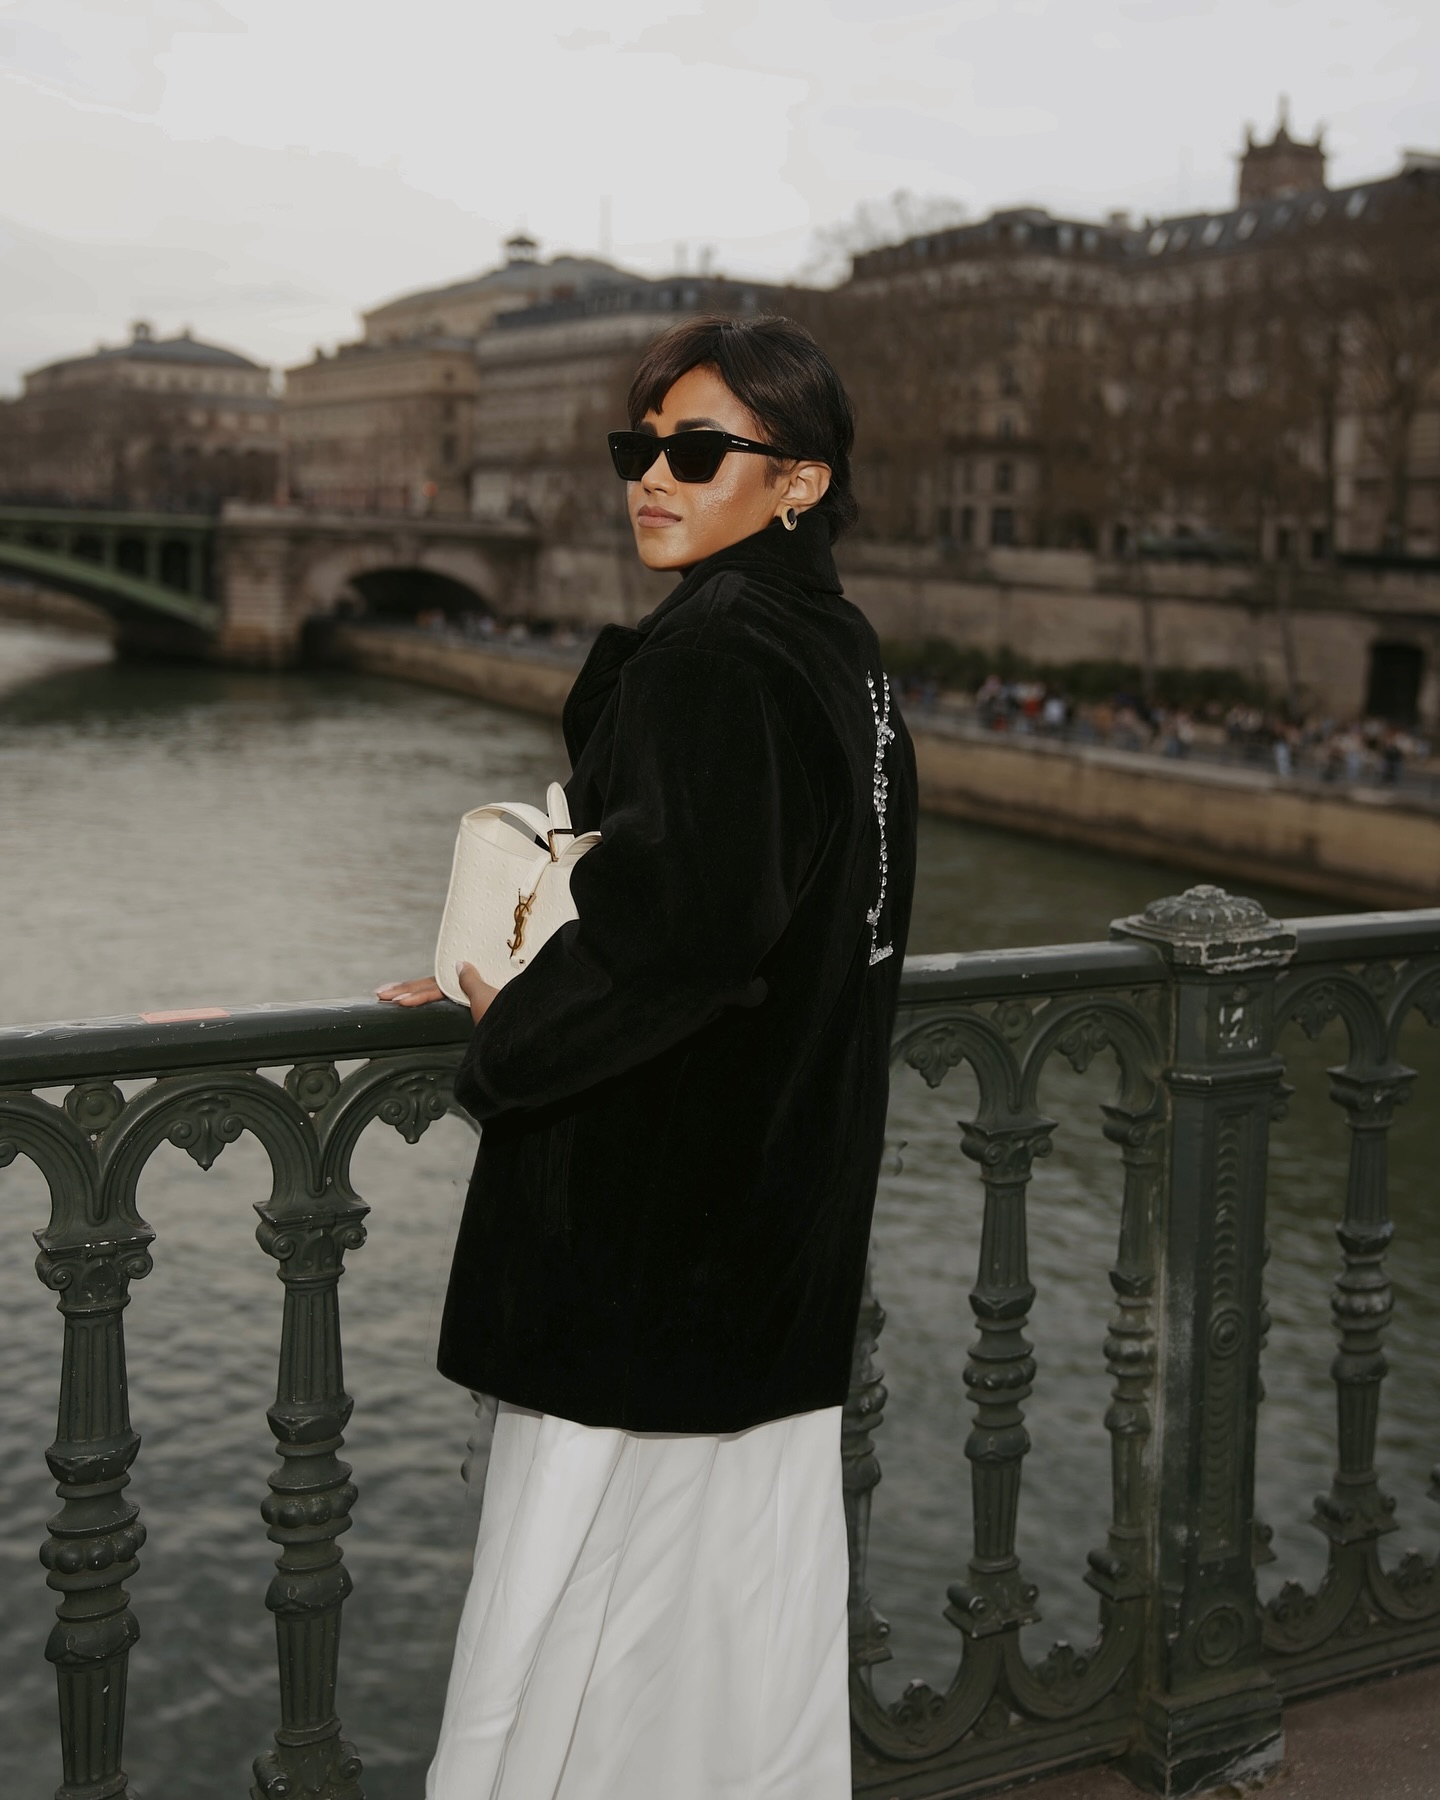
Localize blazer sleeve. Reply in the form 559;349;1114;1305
452;642;820;1120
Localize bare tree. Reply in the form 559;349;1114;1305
801;191;968;287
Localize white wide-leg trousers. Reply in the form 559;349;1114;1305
425;1399;851;1800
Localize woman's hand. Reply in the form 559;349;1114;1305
375;976;445;1007
375;964;498;1025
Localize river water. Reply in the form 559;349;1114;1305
1;621;1436;1797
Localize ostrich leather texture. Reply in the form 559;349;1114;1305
434;781;601;999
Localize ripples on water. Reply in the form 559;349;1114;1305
1;622;1435;1793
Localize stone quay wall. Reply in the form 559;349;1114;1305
328;623;1440;908
499;536;1440;727
838;552;1440;728
327;624;573;717
0;577;115;636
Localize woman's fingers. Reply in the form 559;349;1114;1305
375;976;445;1005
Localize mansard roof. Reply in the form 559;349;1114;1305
365;253;635;318
846;160;1438;283
32;324;264;379
490;273;786;332
849;208;1130;278
1134;165;1435;262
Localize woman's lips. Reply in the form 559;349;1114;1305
636;506;681;525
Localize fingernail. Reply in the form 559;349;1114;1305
454;960;465;977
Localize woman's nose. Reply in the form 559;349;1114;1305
639;447;674;492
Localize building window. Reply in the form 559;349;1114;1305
991;507;1016;547
1309;528;1328;561
1275;526;1293;561
935;505;953;541
999;361;1020;397
995;461;1014;494
999;415;1015;440
441;435;457;466
959;505;976;545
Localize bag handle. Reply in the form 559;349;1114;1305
545;781;574;863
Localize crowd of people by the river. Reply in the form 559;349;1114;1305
400;609;1431;790
411;608;592;656
915;672;1435;788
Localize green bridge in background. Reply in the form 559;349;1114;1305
0;500;539;664
0;505;221;635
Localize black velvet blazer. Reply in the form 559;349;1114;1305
438;512;918;1432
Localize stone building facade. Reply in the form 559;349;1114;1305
838;117;1440;564
470;278;785;533
282;338;479;517
0;322;279;510
281;234;785;530
280;237;640;515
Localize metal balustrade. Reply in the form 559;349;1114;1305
2;887;1438;1800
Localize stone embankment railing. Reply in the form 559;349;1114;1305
3;888;1438;1800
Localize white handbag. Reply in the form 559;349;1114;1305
433;781;601;1001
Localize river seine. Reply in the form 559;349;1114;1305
2;621;1436;1798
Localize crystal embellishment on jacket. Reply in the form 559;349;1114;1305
866;672;895;967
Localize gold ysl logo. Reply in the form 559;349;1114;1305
508;886;539;956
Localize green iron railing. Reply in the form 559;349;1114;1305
2;886;1438;1800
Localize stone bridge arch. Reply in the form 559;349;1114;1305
215;508;539;665
298;538;510;622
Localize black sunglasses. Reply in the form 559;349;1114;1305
607;429;796;484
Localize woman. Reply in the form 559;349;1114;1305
378;314;917;1799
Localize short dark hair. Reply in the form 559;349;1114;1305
626;314;859;540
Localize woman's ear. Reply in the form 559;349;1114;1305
776;460;832;522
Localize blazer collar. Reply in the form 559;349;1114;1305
564;514;841;764
638;511;841;638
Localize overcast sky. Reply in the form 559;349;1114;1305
1;0;1436;393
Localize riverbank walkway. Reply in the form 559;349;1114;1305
1029;1664;1437;1799
332;615;1440;807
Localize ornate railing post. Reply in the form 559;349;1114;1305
947;1115;1053;1639
1089;1097;1164;1613
1317;1060;1412;1547
1260;957;1440;1679
1113;887;1295;1797
3;1082;152;1800
250;1065;369;1800
842;1262;893;1677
